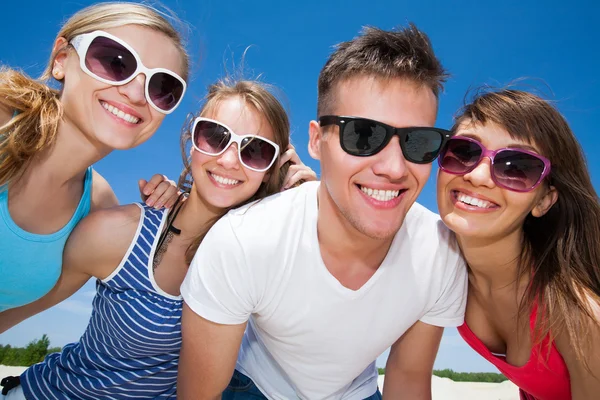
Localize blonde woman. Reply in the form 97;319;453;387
0;2;188;313
1;79;316;399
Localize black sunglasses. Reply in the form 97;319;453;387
319;115;452;164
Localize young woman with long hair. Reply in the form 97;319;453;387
0;2;188;313
437;88;600;399
0;79;316;399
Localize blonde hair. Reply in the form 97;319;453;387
0;2;189;187
177;79;291;262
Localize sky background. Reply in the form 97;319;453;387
1;0;598;373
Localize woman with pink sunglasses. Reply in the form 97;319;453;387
437;89;600;399
1;77;315;399
0;2;187;314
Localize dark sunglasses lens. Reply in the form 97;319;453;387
194;121;230;154
85;37;137;82
148;72;184;111
341;120;388;155
493;150;546;191
403;130;444;163
440;139;482;173
240;137;277;170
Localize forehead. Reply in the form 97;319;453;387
330;75;438;128
456;120;542;152
101;25;184;77
206;96;274;139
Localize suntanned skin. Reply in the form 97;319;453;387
437;122;600;400
382;321;443;400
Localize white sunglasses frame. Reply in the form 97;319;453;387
70;30;187;114
191;117;280;173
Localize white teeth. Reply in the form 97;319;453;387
360;186;400;202
211;172;240;186
456;192;494;208
101;101;140;124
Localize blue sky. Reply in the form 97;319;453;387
1;0;598;373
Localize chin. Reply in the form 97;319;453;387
358;220;401;240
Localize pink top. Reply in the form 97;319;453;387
457;308;571;400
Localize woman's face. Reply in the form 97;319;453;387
437;120;556;244
54;25;185;151
190;96;276;210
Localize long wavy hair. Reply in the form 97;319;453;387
178;79;291;263
454;88;600;368
0;2;189;187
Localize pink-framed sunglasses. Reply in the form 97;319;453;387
438;136;552;192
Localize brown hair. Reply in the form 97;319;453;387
178;79;291;262
0;2;189;187
455;88;600;368
317;23;448;116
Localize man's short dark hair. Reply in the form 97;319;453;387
317;23;448;116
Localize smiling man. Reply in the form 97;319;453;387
178;24;467;400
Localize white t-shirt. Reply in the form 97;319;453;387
181;181;467;400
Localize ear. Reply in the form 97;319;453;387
531;185;558;218
51;37;70;81
308;120;323;161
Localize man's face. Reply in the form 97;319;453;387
309;75;438;240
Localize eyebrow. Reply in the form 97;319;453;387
459;132;540;153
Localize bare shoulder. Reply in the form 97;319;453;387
91;169;119;210
65;204;143;278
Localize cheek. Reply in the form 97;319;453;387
190;150;213;170
410;163;432;186
245;169;267;188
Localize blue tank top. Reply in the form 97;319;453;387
0;166;93;312
21;205;183;400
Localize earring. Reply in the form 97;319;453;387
53;69;63;79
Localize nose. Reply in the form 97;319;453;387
463;157;496;189
371;136;408;180
216;143;241;170
117;73;147;106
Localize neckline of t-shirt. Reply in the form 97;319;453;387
308;183;397;299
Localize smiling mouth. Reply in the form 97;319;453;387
453;190;499;209
358;184;406;202
100;101;141;124
209;171;241;186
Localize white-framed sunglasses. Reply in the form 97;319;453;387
191;117;280;172
70;30;187;114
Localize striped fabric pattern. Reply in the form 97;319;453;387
21;205;184;399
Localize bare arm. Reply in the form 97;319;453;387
177;303;247;399
382;321;443;400
0;205;139;332
555;300;600;399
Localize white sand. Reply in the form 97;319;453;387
1;365;519;399
378;374;520;400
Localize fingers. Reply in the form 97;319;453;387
278;144;302;168
151;182;180;209
141;174;167;197
282;164;318;190
140;174;178;209
138;179;148;200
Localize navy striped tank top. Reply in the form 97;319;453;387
21;204;183;399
